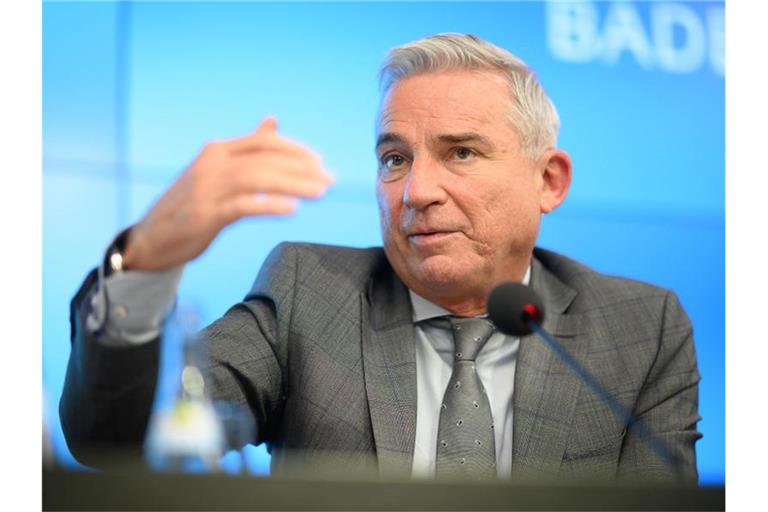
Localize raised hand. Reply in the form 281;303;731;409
122;117;333;271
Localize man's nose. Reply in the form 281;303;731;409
403;156;448;210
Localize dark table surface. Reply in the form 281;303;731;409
43;468;724;511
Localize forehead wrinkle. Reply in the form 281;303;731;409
375;104;433;142
376;73;519;151
378;109;489;140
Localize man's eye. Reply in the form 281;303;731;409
382;154;405;169
454;147;475;160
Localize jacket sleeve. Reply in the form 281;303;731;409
617;290;702;483
60;268;162;467
196;243;299;450
60;243;297;468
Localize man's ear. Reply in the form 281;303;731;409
538;149;572;214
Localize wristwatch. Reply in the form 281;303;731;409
90;226;134;333
102;227;132;278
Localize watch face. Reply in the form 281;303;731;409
104;228;131;277
109;251;123;273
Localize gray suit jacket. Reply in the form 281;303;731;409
61;243;701;481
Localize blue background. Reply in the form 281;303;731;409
43;1;724;483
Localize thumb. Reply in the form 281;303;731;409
255;115;278;135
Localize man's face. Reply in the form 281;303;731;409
376;70;556;309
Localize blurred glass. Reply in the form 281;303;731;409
144;304;224;472
143;303;258;473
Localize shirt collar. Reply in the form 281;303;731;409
409;264;532;323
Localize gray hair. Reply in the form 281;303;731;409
379;33;560;158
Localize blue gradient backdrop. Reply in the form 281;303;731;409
43;1;724;483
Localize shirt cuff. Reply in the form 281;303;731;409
86;265;184;346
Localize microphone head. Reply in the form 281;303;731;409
487;282;545;336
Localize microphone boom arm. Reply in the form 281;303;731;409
526;317;682;472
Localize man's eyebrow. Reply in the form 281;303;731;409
376;132;494;150
435;133;493;147
375;132;407;151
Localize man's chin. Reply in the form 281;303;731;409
407;256;476;294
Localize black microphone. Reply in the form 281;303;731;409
487;282;683;474
487;282;545;336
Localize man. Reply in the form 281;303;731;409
61;34;701;482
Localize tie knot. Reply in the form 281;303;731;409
448;317;495;362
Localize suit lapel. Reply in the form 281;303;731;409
511;254;589;480
358;251;591;479
360;261;418;479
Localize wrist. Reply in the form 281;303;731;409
121;224;160;271
120;227;143;271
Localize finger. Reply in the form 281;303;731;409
215;152;333;201
225;152;333;188
253;115;278;135
218;193;298;225
220;168;332;201
228;134;320;161
224;116;281;155
226;125;320;160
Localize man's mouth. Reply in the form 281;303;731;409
407;230;458;246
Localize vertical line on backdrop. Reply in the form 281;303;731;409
114;1;132;227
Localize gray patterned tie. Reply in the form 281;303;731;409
435;317;497;479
